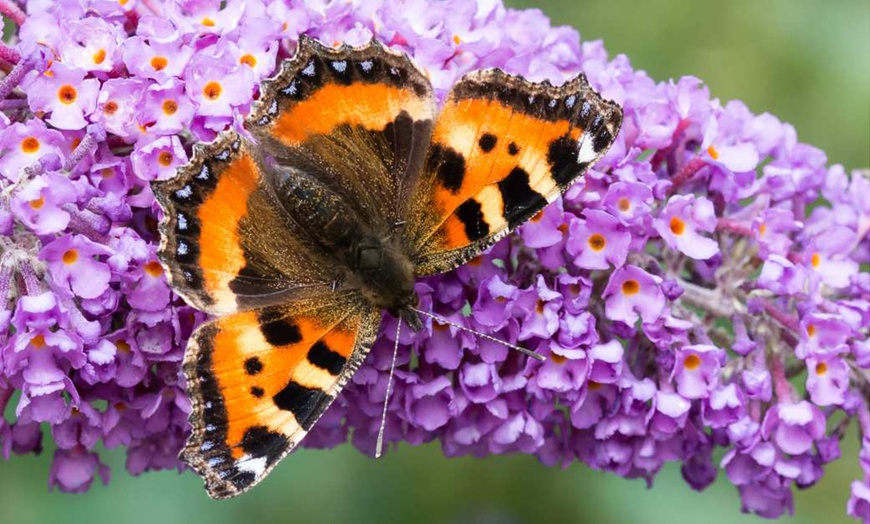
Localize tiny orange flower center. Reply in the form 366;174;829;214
57;85;78;105
452;34;461;45
807;324;816;338
115;339;131;353
568;283;581;295
432;322;448;332
550;353;567;364
101;168;114;178
758;223;767;236
114;402;127;411
815;362;828;376
103;100;119;115
707;145;719;160
536;300;545;314
21;136;40;153
62;249;79;265
119;0;129;6
239;54;257;68
467;256;482;267
557;223;568;235
669;216;686;236
29;195;45;209
201;17;216;27
617;197;631;212
31;334;46;348
162;99;178;115
683;354;702;370
150;56;168;71
810;252;821;268
157;151;174;167
203;81;222;101
93;48;107;65
587;233;606;252
530;209;544;223
621;279;639;296
71;137;82;150
144;260;164;277
587;380;602;391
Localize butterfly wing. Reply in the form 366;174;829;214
246;36;436;231
404;69;623;276
181;293;381;499
152;131;335;315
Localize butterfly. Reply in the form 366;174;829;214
152;36;622;499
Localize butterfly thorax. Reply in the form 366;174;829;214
273;166;420;328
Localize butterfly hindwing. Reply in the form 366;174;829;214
152;131;337;315
405;69;623;276
181;293;381;498
246;36;436;230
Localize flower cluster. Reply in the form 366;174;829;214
0;0;867;520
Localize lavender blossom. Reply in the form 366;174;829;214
0;1;867;521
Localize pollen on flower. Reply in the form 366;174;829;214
101;168;114;178
707;145;719;160
684;354;702;370
453;34;461;45
93;49;107;65
669;216;686;235
115;339;131;353
30;334;46;348
150;56;169;71
144;260;164;277
21;136;40;153
587;381;602;391
62;249;79;265
157;151;174;167
530;209;544;222
240;54;257;68
103;101;119;115
57;85;78;105
536;300;545;314
807;324;816;337
29;196;45;209
758;223;767;236
621;279;640;295
588;233;607;252
550;353;567;364
201;17;216;27
617;197;631;212
810;252;821;268
815;362;828;376
162;99;179;115
203;81;223;101
557;223;568;235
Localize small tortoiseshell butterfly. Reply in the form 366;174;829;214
152;36;622;499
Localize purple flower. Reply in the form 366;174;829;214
761;401;825;456
603;265;666;325
23;62;100;130
40;235;112;300
567;209;631;270
48;447;110;493
671;344;723;399
654;195;719;260
10;172;77;235
805;355;849;406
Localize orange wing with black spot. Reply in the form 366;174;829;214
152;130;335;316
404;69;623;275
246;36;436;231
181;293;380;499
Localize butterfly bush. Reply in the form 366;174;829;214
0;0;867;519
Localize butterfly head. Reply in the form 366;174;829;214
351;234;421;330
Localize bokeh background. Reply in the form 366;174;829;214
1;1;868;523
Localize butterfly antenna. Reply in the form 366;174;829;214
409;307;545;362
375;317;402;458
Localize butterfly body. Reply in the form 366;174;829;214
152;36;622;498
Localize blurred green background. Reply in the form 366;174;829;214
1;1;868;523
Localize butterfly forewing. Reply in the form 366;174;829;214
246;36;436;230
405;69;623;276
